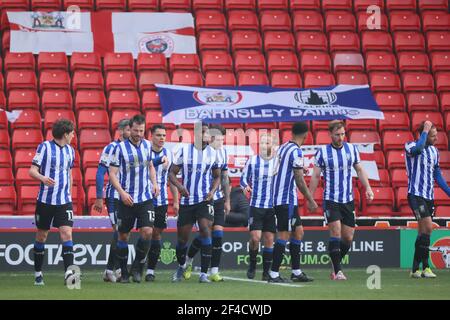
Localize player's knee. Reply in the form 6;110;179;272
140;227;153;240
36;230;48;243
152;231;162;241
59;228;72;242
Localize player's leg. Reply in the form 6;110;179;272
33;202;52;285
104;198;119;282
146;205;167;281
210;199;225;281
115;201;135;283
419;215;435;278
340;202;356;271
54;203;76;283
261;231;274;281
248;230;262;279
173;205;195;282
197;201;214;283
324;201;346;280
185;235;202;277
269;205;291;282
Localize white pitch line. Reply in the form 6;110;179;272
191;272;305;288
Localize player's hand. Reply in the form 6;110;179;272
224;199;231;216
173;202;179;217
303;168;309;176
179;186;190;198
93;198;104;213
205;192;214;202
423;120;433;133
366;188;374;203
120;191;133;207
243;185;252;197
153;185;160;198
41;176;56;187
307;199;318;213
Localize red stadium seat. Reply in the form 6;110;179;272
296;32;328;52
111;110;135;131
10;109;41;130
145;110;163;127
12;129;43;151
0;147;12;168
201;51;233;72
368;169;390;188
393;32;426;52
361;31;393;53
398;52;430;72
300;51;331;73
2;0;29;10
84;167;99;188
41;90;72;111
440;151;450;169
63;0;95;10
325;11;356;32
431;52;450;73
446;113;450;133
389;12;421;32
267;51;298;73
227;10;259;32
45;129;78;149
105;71;137;92
14;149;36;172
401;72;434;92
43;110;76;131
270;72;302;88
75;90;106;110
258;0;288;11
293;11;323;32
198;31;230;52
6;70;37;92
406;92;439;112
314;130;330;145
231;30;262;52
169;54;200;72
4;52;35;72
0;168;14;186
126;0;158;11
260;11;291;32
224;0;256;11
70;52;101;72
311;121;330;132
374;92;406;111
332;53;364;72
192;0;223;11
390;168;408;189
436;72;450;94
72;71;104;92
362;187;395;215
0;110;7;129
369;72;401;92
378;111;410;132
365;52;397;73
234;51;266;73
422;11;450;32
82;149;102;169
386;0;416;11
382;131;414;151
39;70;71;91
195;10;226;32
336;72;368;85
95;0;126;11
31;0;62;10
303;72;335;88
426;32;450;52
104;53;134;72
387;150;407;169
348;131;381;149
441;92;450;112
0;129;11;150
172;70;204;86
302;187;324;216
435;131;449;151
435;188;450;207
160;0;191;12
79;129;111;152
108;90;140;112
141;91;160;110
418;0;448;11
138;71;170;91
290;0;320;11
329;32;360;52
2;31;10;55
263;31;295;51
238;71;269;86
0;186;16;215
136;53;167;73
357;12;389;32
411;112;444;131
77;109;109;129
205;71;237;87
37;52;68;71
8;90;39;111
322;0;352;10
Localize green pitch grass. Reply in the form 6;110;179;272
0;269;449;300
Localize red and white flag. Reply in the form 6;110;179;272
7;11;196;57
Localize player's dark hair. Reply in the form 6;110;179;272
129;114;146;128
209;124;226;136
418;121;436;134
151;124;166;133
292;121;309;136
52;119;74;139
328;120;345;133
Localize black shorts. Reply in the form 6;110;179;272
408;194;435;220
117;199;155;233
35;201;74;230
154;205;168;230
213;198;225;227
323;200;356;228
273;205;302;232
178;201;214;227
249;207;276;233
106;198;119;226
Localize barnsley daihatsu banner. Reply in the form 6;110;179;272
7;11;196;57
156;84;384;124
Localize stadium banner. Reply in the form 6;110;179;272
155;84;384;124
0;230;399;271
400;229;450;269
7;11;196;57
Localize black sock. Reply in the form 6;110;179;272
413;235;422;272
116;240;129;276
176;242;188;266
271;239;287;273
133;238;150;270
200;237;212;274
62;240;74;272
34;241;45;273
290;238;301;271
187;236;201;259
147;240;162;270
340;240;351;261
421;234;431;270
249;248;258;270
262;247;273;274
211;230;223;269
329;237;341;274
106;231;118;271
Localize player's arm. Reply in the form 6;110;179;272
169;179;180;216
149;160;160;197
354;162;374;202
309;165;322;196
294;168;317;212
169;164;189;197
69;168;73;198
206;168;221;201
29;143;55;186
109;149;133;206
406;121;432;156
221;169;231;214
94;164;108;212
240;159;252;195
434;166;450;197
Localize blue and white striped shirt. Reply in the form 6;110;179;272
172;144;219;206
405;142;439;201
241;155;277;208
32;140;75;205
213;147;228;201
151;147;173;207
110;139;154;204
99;140;120;200
314;143;361;203
272;141;304;206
